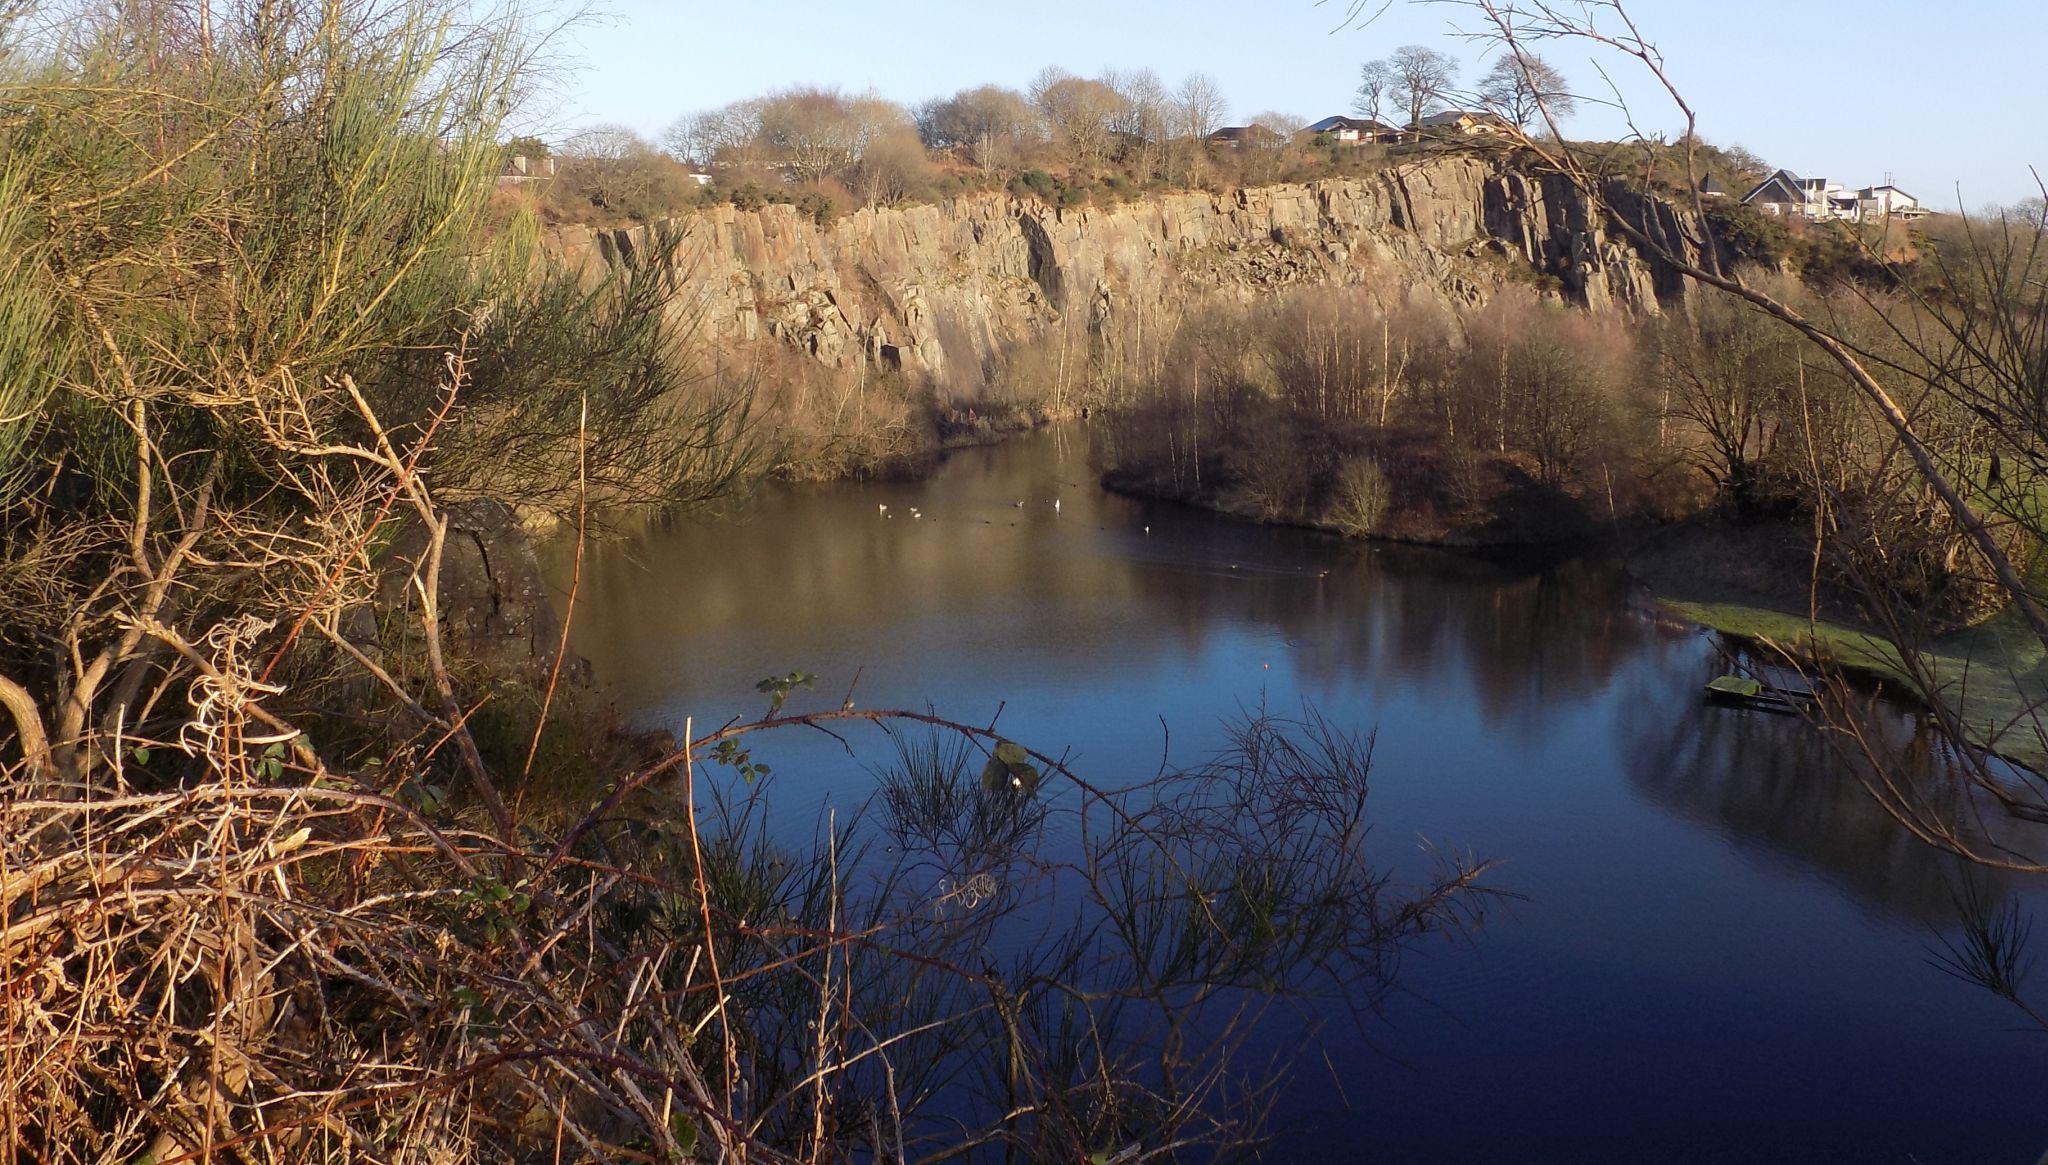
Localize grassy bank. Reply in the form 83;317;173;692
1647;562;2048;773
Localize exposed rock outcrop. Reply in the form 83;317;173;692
552;155;1712;397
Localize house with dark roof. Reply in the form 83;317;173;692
1742;169;1840;218
1304;115;1403;145
1206;125;1288;149
1854;184;1927;221
1697;173;1729;198
1741;168;1927;222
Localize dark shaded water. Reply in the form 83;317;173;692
553;431;2048;1164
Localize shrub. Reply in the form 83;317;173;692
793;188;836;226
1011;168;1059;202
1328;456;1393;536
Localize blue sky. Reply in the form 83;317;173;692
538;0;2046;208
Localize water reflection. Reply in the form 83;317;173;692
1619;649;2032;921
1157;547;1665;740
548;429;2048;1164
556;431;2031;924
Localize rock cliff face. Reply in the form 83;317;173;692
552;156;1706;396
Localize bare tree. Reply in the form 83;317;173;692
1168;72;1229;183
1030;66;1122;170
563;123;662;211
1106;66;1170;171
757;86;905;184
916;84;1036;168
849;122;931;207
1717;142;1771;190
1646;282;1805;506
1352;59;1393;124
1173;71;1229;140
1477;51;1575;129
1238;110;1303;183
1387;44;1460;129
665;98;766;171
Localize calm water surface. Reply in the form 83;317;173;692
553;431;2048;1164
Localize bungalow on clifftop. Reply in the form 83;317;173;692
1415;110;1510;136
1304;115;1404;144
1741;168;1929;222
1206;125;1288;149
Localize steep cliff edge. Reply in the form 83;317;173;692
551;155;1707;397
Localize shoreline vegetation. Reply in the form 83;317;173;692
1633;520;2048;775
1098;450;2048;771
0;5;1498;1162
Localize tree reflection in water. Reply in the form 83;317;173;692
648;705;1496;1162
1622;639;2041;921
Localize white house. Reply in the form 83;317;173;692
1741;168;1927;222
497;153;556;185
1854;184;1927;220
1303;115;1403;145
1742;169;1840;218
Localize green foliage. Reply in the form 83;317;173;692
669;1111;700;1157
978;738;1041;794
1009;168;1060;202
793;188;836;226
0;165;63;507
710;737;773;784
431;223;761;523
503;134;551;160
456;877;534;945
397;775;448;816
754;670;817;717
1703;199;1794;268
257;740;291;784
0;0;759;720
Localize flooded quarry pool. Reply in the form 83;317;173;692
552;431;2048;1164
